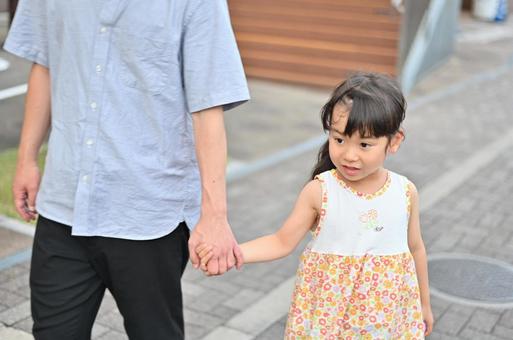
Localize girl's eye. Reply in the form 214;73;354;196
335;138;344;144
360;143;371;148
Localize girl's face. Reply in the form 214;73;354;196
328;104;403;185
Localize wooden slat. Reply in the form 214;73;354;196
232;17;399;41
237;33;397;58
229;5;400;28
231;0;397;15
229;0;401;88
239;43;397;67
233;21;398;49
240;50;396;76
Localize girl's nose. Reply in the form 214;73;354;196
342;146;359;162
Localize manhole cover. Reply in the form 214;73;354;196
428;253;513;308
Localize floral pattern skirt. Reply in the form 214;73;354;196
285;251;425;339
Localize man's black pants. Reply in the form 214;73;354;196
30;215;189;340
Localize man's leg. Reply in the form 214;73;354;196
30;216;106;340
89;222;190;340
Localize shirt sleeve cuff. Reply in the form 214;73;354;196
3;41;49;67
188;87;250;113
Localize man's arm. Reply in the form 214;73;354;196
188;106;243;275
12;63;51;221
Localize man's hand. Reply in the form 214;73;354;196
188;216;243;275
13;161;41;222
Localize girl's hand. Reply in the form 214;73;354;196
422;305;434;336
195;243;215;273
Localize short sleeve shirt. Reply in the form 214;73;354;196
4;0;250;239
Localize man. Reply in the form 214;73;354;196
5;1;249;339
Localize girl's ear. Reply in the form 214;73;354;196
388;129;404;154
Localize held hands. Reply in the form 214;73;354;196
195;243;216;273
188;216;244;276
196;242;244;275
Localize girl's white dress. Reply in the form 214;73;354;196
285;169;425;339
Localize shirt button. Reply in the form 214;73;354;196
86;139;94;146
100;26;107;33
82;175;89;182
90;102;97;110
95;65;102;73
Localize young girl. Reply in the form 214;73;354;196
198;73;433;338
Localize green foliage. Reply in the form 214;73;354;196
0;146;47;221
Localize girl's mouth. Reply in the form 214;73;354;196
342;165;360;176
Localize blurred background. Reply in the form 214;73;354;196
1;0;513;339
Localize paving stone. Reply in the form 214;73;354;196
197;274;241;294
0;290;25;308
96;291;118;318
0;266;28;285
206;305;239;320
189;288;231;313
492;325;513;339
96;310;125;333
457;233;485;250
0;273;29;294
0;229;32;259
434;310;471;336
95;330;128;340
498;309;513;327
0;325;32;340
255;316;287;340
429;232;465;253
223;288;265;311
0;301;30;326
11;316;32;334
459;328;504;340
426;331;462;340
13;285;29;299
468;309;501;333
229;273;278;291
202;326;253;340
446;304;474;318
182;266;207;283
184;309;224;329
91;322;110;339
184;322;209;340
182;281;206;297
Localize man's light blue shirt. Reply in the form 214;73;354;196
4;0;250;239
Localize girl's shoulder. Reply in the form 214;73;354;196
387;170;416;188
312;169;333;181
299;178;324;213
386;170;419;205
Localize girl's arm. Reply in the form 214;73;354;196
240;179;321;263
407;182;434;336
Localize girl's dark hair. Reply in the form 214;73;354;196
311;72;406;179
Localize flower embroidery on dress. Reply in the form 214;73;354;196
359;209;384;232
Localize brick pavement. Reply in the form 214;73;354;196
1;14;513;340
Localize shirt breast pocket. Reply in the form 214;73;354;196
116;31;176;95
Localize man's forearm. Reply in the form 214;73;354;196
191;106;227;217
18;63;51;164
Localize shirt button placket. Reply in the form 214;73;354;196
75;24;111;232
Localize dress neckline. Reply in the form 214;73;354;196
330;169;391;200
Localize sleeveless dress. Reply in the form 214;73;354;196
285;169;425;339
